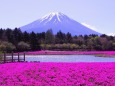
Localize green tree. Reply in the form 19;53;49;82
66;32;72;43
0;41;16;52
112;42;115;50
17;41;30;51
45;29;54;44
99;37;111;50
55;31;66;44
70;44;79;50
23;31;30;43
12;28;23;45
30;32;40;50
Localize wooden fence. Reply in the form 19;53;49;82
0;52;26;63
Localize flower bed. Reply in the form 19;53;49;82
19;51;115;57
0;62;115;86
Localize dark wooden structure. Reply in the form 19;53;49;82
0;52;26;63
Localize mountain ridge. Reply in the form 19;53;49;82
20;12;101;35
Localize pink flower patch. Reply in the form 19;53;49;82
0;62;114;85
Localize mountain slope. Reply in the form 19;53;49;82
20;12;101;35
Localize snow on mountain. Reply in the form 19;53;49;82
20;12;101;35
40;12;63;22
81;22;98;31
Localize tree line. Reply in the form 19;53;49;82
0;28;115;52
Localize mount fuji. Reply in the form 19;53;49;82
20;12;101;35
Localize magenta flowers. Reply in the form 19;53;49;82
0;62;115;85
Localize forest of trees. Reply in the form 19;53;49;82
0;28;115;52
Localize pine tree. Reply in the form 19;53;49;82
30;32;40;50
45;29;54;44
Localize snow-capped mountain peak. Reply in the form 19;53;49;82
42;12;64;18
20;12;101;35
40;12;65;22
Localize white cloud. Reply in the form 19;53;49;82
107;33;115;36
81;22;98;31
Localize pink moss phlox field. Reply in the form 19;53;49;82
21;51;115;55
0;62;115;86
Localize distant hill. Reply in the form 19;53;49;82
20;12;101;35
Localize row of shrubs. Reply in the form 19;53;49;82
41;44;94;51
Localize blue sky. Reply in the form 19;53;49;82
0;0;115;35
